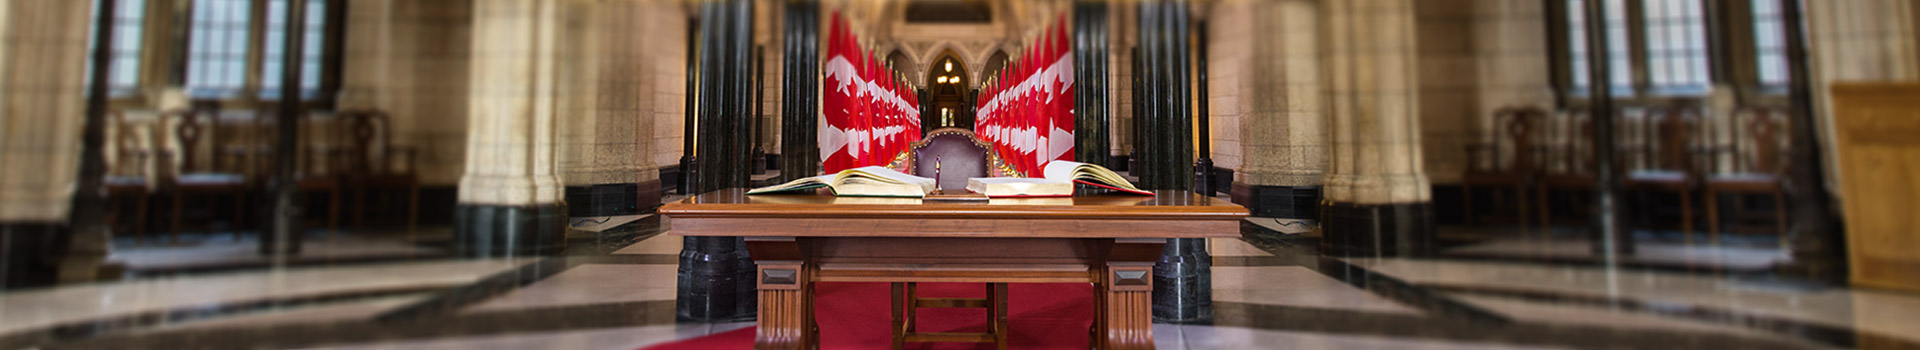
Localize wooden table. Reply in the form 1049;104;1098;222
661;189;1247;350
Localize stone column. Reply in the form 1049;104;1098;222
678;0;757;322
556;0;674;224
0;0;93;288
453;0;568;258
779;0;820;181
1136;0;1210;324
1784;0;1918;281
1319;0;1433;257
1217;0;1327;224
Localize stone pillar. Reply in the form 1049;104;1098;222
453;0;568;258
1217;0;1327;224
678;0;757;322
1319;0;1433;257
1783;0;1918;281
0;0;93;288
556;0;675;223
1136;0;1210;324
779;0;820;182
1074;2;1112;169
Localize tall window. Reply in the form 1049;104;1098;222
1643;0;1710;91
1752;0;1789;86
260;0;327;99
186;0;252;96
1566;0;1634;94
87;0;147;94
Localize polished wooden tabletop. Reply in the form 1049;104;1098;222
659;188;1249;221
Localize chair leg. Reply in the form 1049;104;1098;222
234;191;247;241
408;183;421;242
329;187;342;239
991;283;1008;350
1706;189;1720;247
171;192;183;244
134;192;149;245
891;282;906;350
1681;189;1694;244
1773;189;1788;248
1461;184;1475;225
1537;184;1552;231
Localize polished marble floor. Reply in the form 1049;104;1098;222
1;216;1912;349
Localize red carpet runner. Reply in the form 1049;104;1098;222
642;282;1096;350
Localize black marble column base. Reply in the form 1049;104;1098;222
453;204;567;258
1153;237;1212;323
564;181;663;218
675;236;756;322
1231;183;1322;220
1;222;69;289
1319;201;1434;257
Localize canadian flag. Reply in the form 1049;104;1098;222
821;13;855;173
1048;19;1075;164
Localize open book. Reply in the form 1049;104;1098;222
747;166;937;198
965;161;1154;197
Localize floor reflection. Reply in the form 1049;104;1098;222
1;213;1912;350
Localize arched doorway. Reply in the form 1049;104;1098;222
924;50;971;131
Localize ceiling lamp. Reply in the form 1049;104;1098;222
945;61;953;72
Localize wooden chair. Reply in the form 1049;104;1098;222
886;127;1010;350
1460;107;1546;226
1624;105;1707;242
1534;110;1597;229
160;109;251;243
338;110;420;236
106;110;153;244
248;110;345;236
1704;106;1789;246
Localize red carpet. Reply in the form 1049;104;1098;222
642;282;1096;350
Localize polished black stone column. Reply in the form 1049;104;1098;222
264;0;310;256
1777;0;1846;281
1073;2;1110;169
57;0;120;285
678;0;757;322
679;19;701;194
1580;0;1632;257
779;1;821;182
1138;0;1209;324
1193;19;1214;197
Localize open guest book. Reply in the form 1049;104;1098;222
966;161;1154;197
747;166;938;198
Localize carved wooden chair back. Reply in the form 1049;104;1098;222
340;110;404;176
111;110;147;177
1476;106;1544;174
1733;107;1788;174
1645;105;1704;174
167;108;226;176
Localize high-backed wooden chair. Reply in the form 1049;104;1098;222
339;110;420;235
160;109;251;243
247;110;345;236
1624;105;1706;241
107;110;153;243
1534;110;1598;228
1460;107;1545;226
1705;106;1789;245
887;127;1009;350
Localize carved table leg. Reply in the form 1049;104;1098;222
755;260;809;350
1099;238;1165;350
747;237;813;350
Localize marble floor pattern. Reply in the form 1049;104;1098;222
1;219;1909;349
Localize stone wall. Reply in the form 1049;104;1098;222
340;0;476;186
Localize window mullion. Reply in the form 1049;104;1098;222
241;0;266;103
1626;0;1650;101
